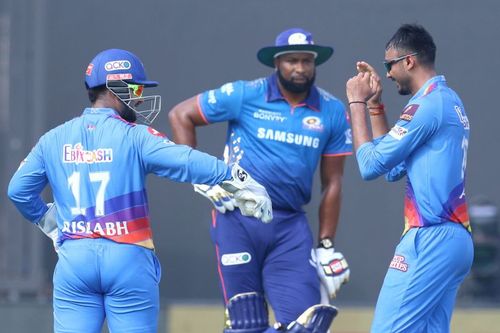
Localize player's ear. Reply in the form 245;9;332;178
405;55;417;71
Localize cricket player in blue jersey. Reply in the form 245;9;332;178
7;48;272;333
168;28;351;332
346;24;473;333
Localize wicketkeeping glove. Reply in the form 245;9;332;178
220;164;273;223
312;247;350;299
193;184;237;214
37;203;59;252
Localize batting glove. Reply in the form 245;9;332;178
37;203;59;252
312;247;350;299
220;164;273;223
193;184;237;214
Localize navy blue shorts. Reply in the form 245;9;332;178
211;209;320;326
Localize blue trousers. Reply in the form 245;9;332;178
371;222;473;333
53;238;161;333
211;209;320;329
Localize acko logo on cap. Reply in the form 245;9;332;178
104;60;132;71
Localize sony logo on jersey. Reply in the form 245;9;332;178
257;128;320;148
63;143;113;164
253;109;287;122
61;221;129;236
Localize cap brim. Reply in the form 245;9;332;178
257;45;334;68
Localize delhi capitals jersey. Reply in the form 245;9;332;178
356;76;470;233
197;73;352;211
8;108;231;249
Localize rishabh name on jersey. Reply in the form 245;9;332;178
197;74;352;211
60;189;154;249
398;76;471;234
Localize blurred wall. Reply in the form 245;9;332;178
1;0;499;308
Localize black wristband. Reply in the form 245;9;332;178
318;238;334;249
348;101;367;106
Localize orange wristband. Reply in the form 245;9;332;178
368;103;385;116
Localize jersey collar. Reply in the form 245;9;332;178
266;73;321;111
83;107;120;117
410;75;446;101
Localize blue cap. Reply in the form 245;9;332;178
85;49;158;89
257;28;334;68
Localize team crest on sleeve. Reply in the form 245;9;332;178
344;129;352;144
147;127;167;138
389;125;408;141
400;104;420;121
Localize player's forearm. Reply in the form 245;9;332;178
168;97;205;148
349;103;372;152
168;111;198;147
318;183;342;241
368;104;390;138
7;181;48;223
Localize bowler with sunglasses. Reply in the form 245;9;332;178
7;48;273;333
346;24;472;332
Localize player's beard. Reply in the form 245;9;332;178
395;77;412;96
277;69;315;94
120;104;137;123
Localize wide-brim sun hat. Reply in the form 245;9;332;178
85;48;158;89
257;28;334;68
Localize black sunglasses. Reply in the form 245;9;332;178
383;52;418;72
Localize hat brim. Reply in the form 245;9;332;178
257;45;334;68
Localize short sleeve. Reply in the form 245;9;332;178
198;81;245;123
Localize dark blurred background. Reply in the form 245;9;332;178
1;0;499;331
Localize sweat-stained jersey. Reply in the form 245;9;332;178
197;73;352;211
8;108;231;249
356;76;470;234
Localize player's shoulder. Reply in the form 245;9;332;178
316;86;344;106
39;116;82;141
399;94;442;124
205;78;264;100
132;123;173;143
242;77;267;93
315;86;346;119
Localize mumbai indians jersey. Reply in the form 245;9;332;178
356;76;470;234
197;73;352;211
8;108;230;249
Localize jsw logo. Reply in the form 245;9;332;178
104;60;131;71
